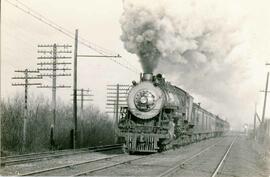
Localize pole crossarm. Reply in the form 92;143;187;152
12;83;41;86
106;103;128;106
260;90;270;93
37;62;72;65
38;44;72;48
37;68;72;71
106;96;127;99
106;107;128;110
12;76;42;79
38;56;72;59
15;70;39;73
38;50;72;54
12;69;42;86
76;99;93;101
107;99;127;102
107;84;130;87
37;85;71;88
77;54;121;58
75;88;91;92
38;73;71;77
107;88;130;91
107;92;128;95
71;94;94;97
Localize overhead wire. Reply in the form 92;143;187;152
5;0;140;74
14;0;115;55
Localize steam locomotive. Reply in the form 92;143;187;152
118;73;230;153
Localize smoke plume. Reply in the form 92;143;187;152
120;0;242;72
120;0;253;129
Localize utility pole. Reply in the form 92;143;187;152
12;69;41;151
106;84;130;142
71;88;93;113
71;88;93;148
254;103;257;140
106;84;130;118
37;43;72;149
261;72;269;123
73;29;78;149
72;29;121;149
79;89;92;112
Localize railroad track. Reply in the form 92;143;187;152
0;144;121;166
73;155;151;176
21;138;229;176
70;137;230;176
157;136;237;177
19;153;150;176
3;137;236;176
211;137;237;177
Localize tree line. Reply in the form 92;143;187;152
1;95;115;155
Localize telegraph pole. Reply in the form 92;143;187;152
12;69;41;151
106;84;130;118
261;72;269;123
71;88;93;148
106;84;130;142
254;103;257;140
77;88;94;113
72;89;93;113
37;43;72;149
73;29;78;149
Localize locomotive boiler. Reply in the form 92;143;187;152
118;73;229;153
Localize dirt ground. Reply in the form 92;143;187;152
219;136;270;177
1;135;269;176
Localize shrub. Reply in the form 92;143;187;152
1;95;115;154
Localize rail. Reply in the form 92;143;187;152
1;144;121;166
211;137;237;177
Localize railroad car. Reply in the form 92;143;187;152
118;73;230;153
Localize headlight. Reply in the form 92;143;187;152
134;90;156;112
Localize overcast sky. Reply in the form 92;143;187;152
2;0;142;112
2;0;270;130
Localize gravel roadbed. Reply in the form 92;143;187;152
219;136;270;177
88;137;227;176
0;149;122;175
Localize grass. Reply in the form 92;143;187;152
0;95;115;155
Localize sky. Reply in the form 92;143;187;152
1;0;270;130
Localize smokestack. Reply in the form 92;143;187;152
141;73;153;82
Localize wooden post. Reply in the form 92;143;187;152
51;44;57;149
12;69;41;151
81;89;84;112
37;44;72;148
254;103;257;140
116;84;119;124
23;69;28;151
262;72;269;123
73;29;78;149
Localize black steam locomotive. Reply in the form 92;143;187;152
118;73;230;153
